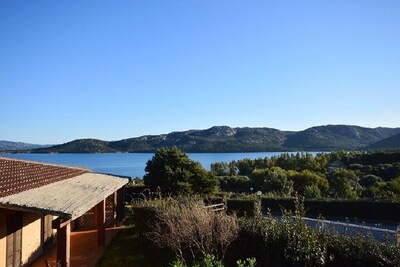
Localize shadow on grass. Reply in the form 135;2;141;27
96;225;175;267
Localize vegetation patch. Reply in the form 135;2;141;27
96;225;174;267
127;197;400;267
212;151;400;201
137;198;239;265
101;149;400;266
226;197;400;267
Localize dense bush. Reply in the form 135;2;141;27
251;167;294;196
129;205;158;233
227;197;400;267
218;176;251;192
136;198;238;265
323;231;400;267
227;198;327;267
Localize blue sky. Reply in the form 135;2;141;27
1;1;399;144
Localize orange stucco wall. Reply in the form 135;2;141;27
22;212;42;265
0;209;45;267
0;209;7;267
0;209;17;267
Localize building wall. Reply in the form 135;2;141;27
0;209;8;267
0;230;5;267
21;212;42;265
0;209;44;267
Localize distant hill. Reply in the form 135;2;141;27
283;125;400;150
0;140;51;151
30;125;400;153
367;132;400;150
33;126;292;153
108;126;292;152
33;139;115;153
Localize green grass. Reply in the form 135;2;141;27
96;225;174;267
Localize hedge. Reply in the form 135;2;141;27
226;199;260;217
262;197;400;224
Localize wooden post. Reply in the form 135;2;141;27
95;199;106;246
112;191;117;226
55;220;71;267
116;187;125;221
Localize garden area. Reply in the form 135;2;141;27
97;196;400;267
98;148;400;266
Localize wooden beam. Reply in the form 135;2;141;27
95;199;105;246
52;218;71;229
56;220;70;267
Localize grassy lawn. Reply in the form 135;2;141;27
96;225;174;267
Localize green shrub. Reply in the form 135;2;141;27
130;206;158;233
193;254;224;267
323;231;400;267
227;196;400;267
218;176;251;192
280;214;327;266
235;257;256;267
226;215;278;266
170;255;256;267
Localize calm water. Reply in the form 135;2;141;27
0;152;318;178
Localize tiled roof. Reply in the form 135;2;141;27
0;172;128;219
0;157;89;198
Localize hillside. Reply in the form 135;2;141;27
33;139;115;153
28;125;400;153
283;125;400;150
108;126;291;152
0;140;51;151
367;132;400;150
33;126;291;153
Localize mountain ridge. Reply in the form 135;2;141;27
24;125;400;153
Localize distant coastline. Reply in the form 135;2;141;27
2;125;400;153
0;151;305;178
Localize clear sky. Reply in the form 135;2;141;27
1;1;399;144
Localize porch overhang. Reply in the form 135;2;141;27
0;172;128;219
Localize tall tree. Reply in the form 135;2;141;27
144;147;218;195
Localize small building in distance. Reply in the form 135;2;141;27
0;157;128;267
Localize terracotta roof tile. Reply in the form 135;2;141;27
0;157;89;197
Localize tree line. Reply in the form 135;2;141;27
143;147;400;200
